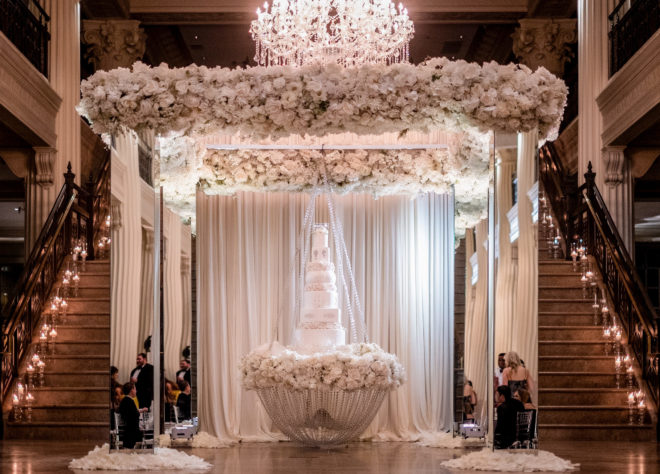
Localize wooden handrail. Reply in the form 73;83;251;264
541;143;660;424
1;156;110;400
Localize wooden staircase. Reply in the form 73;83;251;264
3;258;110;441
537;255;656;441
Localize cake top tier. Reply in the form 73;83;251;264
310;223;330;262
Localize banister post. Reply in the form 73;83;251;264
63;162;75;255
86;173;96;261
584;161;596;252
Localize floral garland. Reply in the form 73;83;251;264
79;57;566;141
240;343;405;391
158;132;489;235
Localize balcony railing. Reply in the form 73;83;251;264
0;0;50;77
609;0;660;76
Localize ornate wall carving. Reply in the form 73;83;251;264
512;18;577;76
82;19;146;71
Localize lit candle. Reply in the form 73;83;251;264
37;360;45;370
636;390;643;401
39;332;47;343
12;394;19;406
603;328;611;338
62;276;69;286
627;365;634;375
72;273;80;283
49;328;57;339
17;382;24;395
60;299;68;312
628;392;635;405
615;331;622;343
615;357;622;369
581;274;588;283
602;305;609;314
27;364;34;374
624;354;631;365
26;393;34;403
31;353;40;365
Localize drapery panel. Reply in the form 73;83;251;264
197;190;454;442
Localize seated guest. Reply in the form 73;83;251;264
502;351;534;396
130;353;154;411
176;380;192;420
463;380;477;421
110;366;121;391
176;360;191;385
118;382;146;449
164;379;178;422
494;385;524;449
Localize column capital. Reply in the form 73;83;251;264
82;19;146;71
512;18;577;77
602;146;627;187
32;147;57;187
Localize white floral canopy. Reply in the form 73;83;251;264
78;57;567;231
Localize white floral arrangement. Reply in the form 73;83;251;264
158;131;489;236
79;57;566;141
240;342;405;391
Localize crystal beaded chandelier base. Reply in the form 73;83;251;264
250;0;414;67
257;386;388;447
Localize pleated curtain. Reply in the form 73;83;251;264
197;190;455;441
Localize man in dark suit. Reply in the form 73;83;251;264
130;353;154;410
494;385;525;449
118;382;145;449
176;359;191;386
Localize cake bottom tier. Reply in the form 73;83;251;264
292;327;346;354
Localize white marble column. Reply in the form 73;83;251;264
577;0;608;187
513;130;539;399
494;149;517;355
110;132;142;380
138;227;155;354
26;0;80;249
180;255;192;357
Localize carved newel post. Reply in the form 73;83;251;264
82;20;146;71
512;18;577;77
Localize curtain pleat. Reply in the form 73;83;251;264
197;191;454;441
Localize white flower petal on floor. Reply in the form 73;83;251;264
416;431;484;449
441;448;579;472
192;431;231;448
68;444;212;471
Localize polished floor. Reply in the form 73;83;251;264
0;439;658;473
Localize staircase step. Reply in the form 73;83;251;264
538;261;576;273
540;340;611;356
36;340;109;356
538;371;618;388
538;406;640;424
79;260;109;273
25;404;109;422
59;313;109;325
44;371;107;387
539;388;629;405
44;355;110;371
539;299;596;312
539;313;598;326
539;424;655;441
68;273;110;286
29;387;107;404
539;326;609;341
540;287;593;299
539;273;583;285
62;298;109;313
539;356;616;372
4;421;108;441
46;326;110;340
69;286;110;298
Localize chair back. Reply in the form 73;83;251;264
515;409;537;448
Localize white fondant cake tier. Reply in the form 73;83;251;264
292;327;345;353
303;290;337;309
310;246;330;262
305;270;336;285
311;228;328;248
305;282;336;291
307;261;334;272
301;307;341;325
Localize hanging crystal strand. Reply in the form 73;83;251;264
329;194;368;343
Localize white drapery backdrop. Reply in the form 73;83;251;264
197;190;455;442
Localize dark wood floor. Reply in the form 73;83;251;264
0;439;658;473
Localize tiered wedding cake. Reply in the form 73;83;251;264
292;224;346;353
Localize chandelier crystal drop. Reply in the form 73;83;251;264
250;0;414;67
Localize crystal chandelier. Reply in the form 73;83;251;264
250;0;414;67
